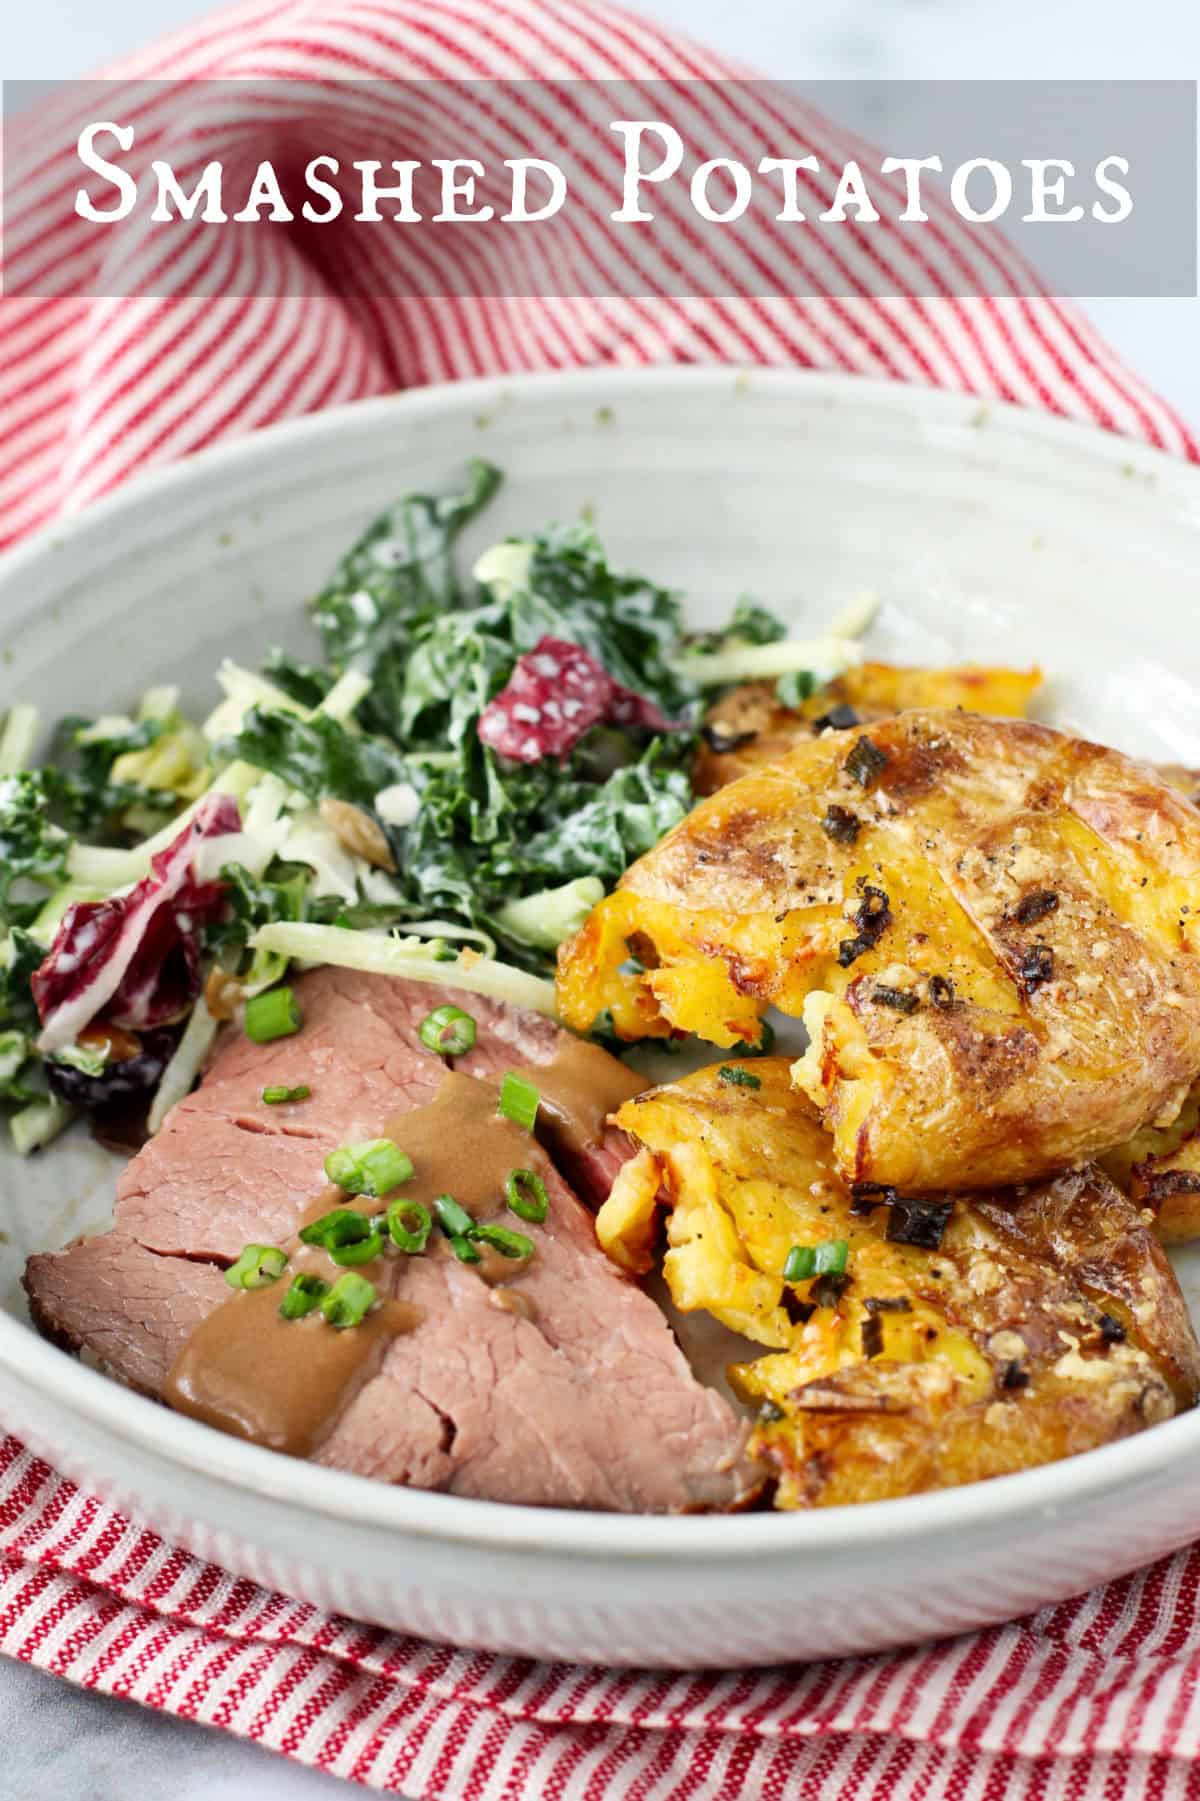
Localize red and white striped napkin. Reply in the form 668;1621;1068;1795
3;3;1200;1795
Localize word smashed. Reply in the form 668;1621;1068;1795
75;120;1133;229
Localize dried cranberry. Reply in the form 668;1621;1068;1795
477;636;679;765
46;1027;178;1113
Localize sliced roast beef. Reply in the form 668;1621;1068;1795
26;972;754;1513
116;967;636;1262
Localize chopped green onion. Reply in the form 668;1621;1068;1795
385;1198;433;1254
225;1244;288;1290
815;1238;850;1276
299;1207;378;1261
262;1084;311;1105
505;1167;548;1224
244;986;303;1043
320;1272;377;1329
324;1138;414;1198
434;1192;476;1238
418;1004;477;1058
279;1273;329;1319
782;1245;815;1283
448;1235;482;1264
718;1065;761;1089
329;1229;382;1266
473;1222;535;1261
783;1238;850;1285
498;1072;540;1131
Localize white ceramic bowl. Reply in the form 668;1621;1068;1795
3;368;1200;1670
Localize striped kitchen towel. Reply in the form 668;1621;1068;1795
2;3;1200;1796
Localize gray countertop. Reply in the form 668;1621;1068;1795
3;0;1198;1793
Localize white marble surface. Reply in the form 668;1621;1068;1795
2;0;1199;1794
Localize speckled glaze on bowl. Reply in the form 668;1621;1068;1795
3;368;1200;1669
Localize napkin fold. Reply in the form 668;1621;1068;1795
2;3;1199;1795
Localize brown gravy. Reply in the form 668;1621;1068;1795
533;1036;647;1161
380;1070;551;1212
166;1071;549;1456
165;1254;420;1459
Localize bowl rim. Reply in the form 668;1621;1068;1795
3;362;1200;1562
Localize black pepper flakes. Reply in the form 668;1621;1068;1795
1001;1360;1030;1391
1013;889;1060;926
757;1400;785;1424
1098;1312;1127;1344
844;735;890;789
886;1196;954;1250
813;703;861;733
1017;944;1055;993
861;1314;885;1359
821;804;861;844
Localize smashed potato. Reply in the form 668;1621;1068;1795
559;710;1200;1191
1102;1080;1200;1243
604;1062;1200;1508
695;661;1042;795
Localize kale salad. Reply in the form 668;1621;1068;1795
0;461;868;1156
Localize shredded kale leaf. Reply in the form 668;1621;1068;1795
47;716;172;838
0;774;71;926
242;467;724;969
312;458;502;738
686;596;787;654
226;708;410;809
0;928;43;1036
259;649;334;712
304;491;704;963
205;861;341;972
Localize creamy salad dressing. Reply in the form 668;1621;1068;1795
165;1061;635;1454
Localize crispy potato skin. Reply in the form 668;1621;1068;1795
558;710;1200;1191
1103;1082;1200;1243
604;1062;1200;1509
694;662;1041;795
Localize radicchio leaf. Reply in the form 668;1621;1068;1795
33;794;241;1053
476;635;679;765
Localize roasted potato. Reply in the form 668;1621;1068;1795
558;710;1200;1191
601;1062;1200;1508
1159;764;1200;803
1102;1080;1200;1243
695;662;1042;795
